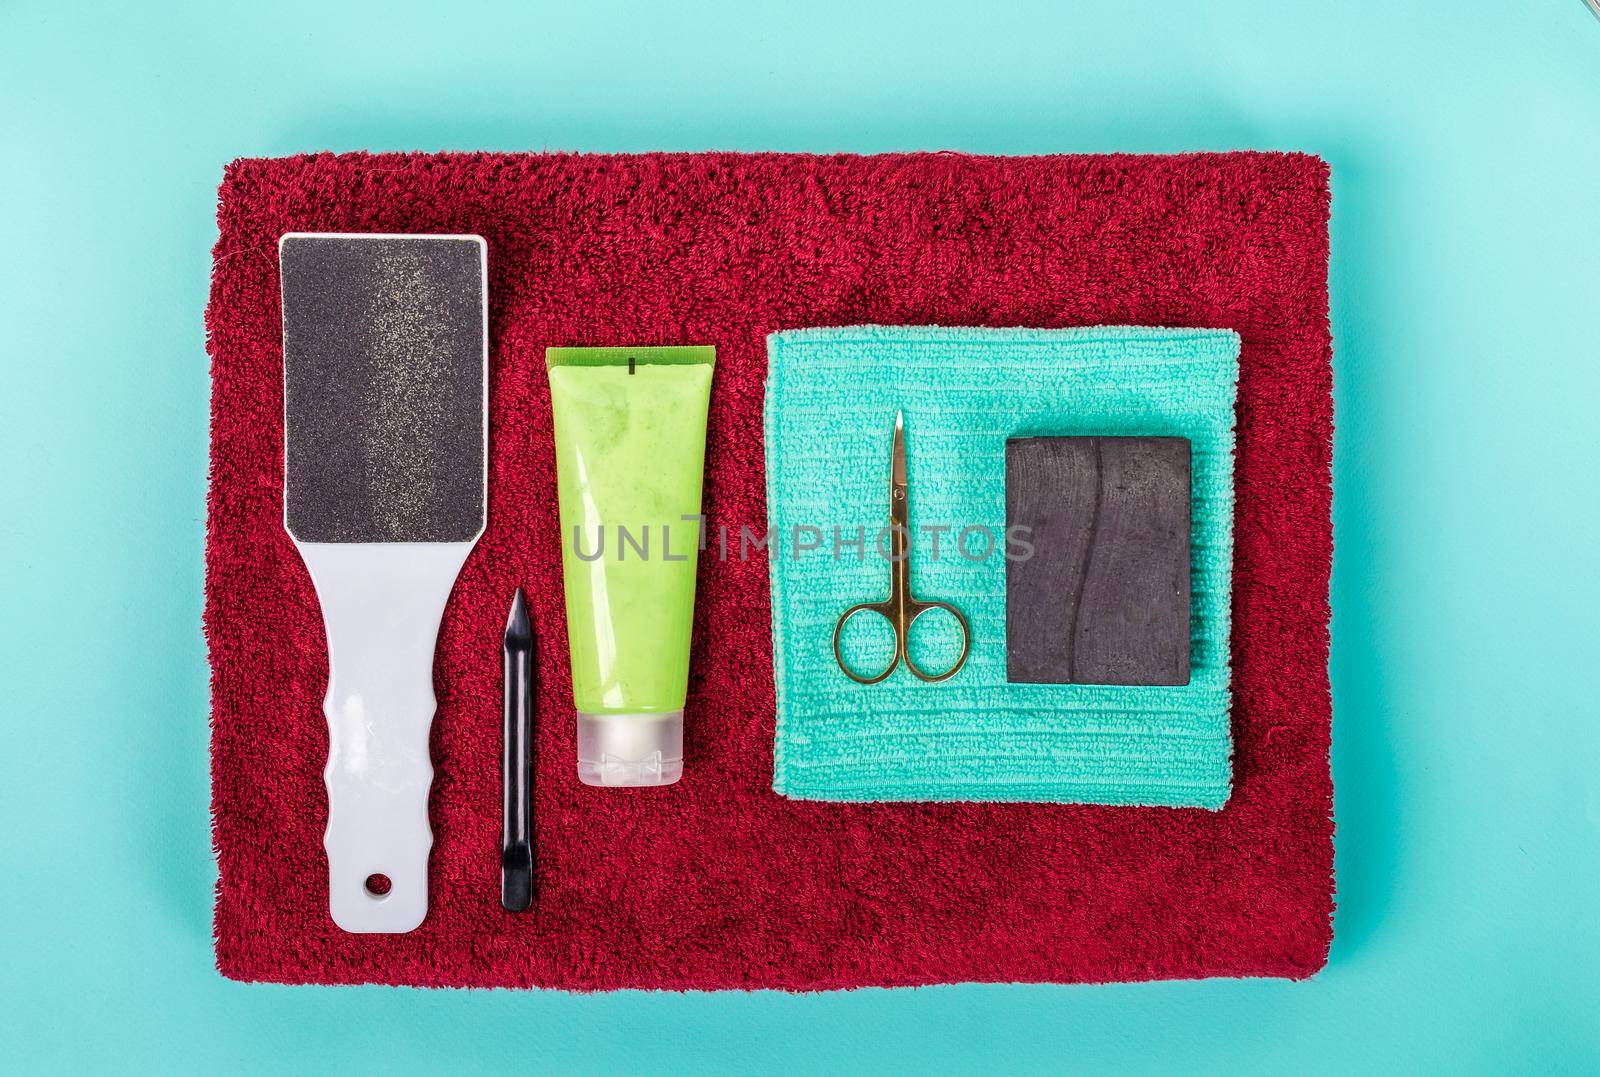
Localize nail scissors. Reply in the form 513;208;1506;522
832;411;971;684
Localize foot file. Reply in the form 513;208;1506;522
279;233;488;933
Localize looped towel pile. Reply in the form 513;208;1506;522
765;325;1239;806
207;151;1334;989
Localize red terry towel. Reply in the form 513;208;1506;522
206;151;1334;989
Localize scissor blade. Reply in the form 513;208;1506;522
892;410;907;487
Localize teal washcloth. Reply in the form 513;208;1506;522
764;326;1239;807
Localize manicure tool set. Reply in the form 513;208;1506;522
207;152;1334;988
278;231;1215;929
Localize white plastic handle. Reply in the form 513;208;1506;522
294;540;475;933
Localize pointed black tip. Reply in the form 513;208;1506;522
504;587;532;645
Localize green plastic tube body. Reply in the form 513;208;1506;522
546;350;713;716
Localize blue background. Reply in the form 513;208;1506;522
3;0;1597;1072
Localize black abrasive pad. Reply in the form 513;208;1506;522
1006;436;1192;686
280;234;486;543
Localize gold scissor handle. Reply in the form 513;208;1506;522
833;597;971;684
833;601;901;685
900;599;971;683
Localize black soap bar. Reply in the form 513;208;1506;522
1006;437;1192;686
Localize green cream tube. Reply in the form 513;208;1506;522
545;346;714;787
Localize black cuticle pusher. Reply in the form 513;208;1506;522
502;588;535;912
